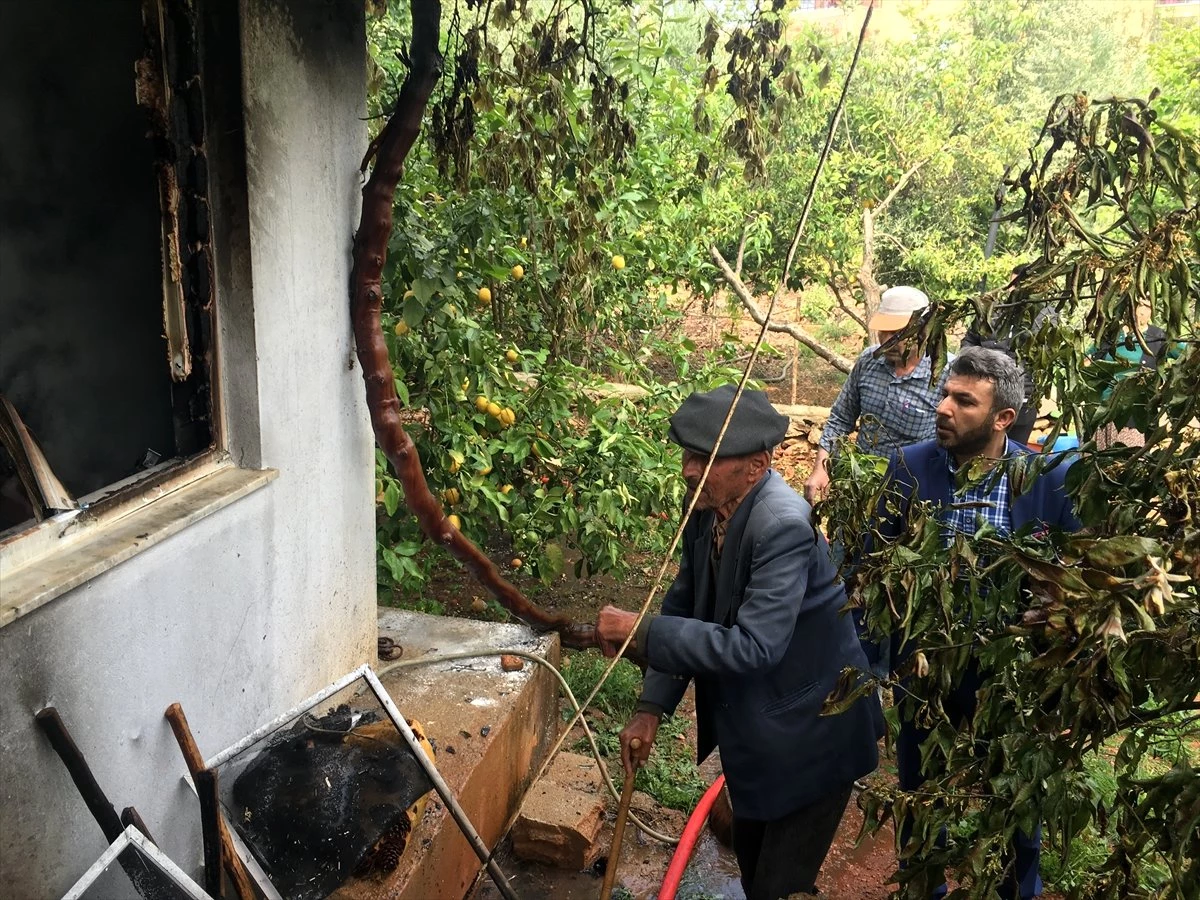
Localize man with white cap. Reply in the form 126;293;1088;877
804;285;947;504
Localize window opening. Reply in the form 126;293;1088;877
0;0;217;539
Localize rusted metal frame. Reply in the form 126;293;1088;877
198;665;518;899
350;0;595;648
361;666;518;900
203;665;372;770
61;825;215;900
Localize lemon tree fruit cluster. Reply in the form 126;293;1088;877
377;287;738;592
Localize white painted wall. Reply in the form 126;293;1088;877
0;1;374;894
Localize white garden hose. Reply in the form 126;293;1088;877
377;648;681;845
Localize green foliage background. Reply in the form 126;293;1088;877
365;2;1198;893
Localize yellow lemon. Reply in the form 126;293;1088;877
447;514;462;530
611;254;625;270
479;465;493;476
500;484;513;495
486;402;502;418
475;395;489;413
393;320;410;336
500;408;516;427
443;488;460;506
477;286;492;304
511;264;525;281
449;458;461;474
519;236;528;249
505;349;520;364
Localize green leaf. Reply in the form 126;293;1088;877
402;295;424;326
412;277;438;303
383;482;400;517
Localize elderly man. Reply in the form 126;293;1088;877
877;347;1082;899
596;384;882;900
805;286;946;504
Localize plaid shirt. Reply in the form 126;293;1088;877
819;347;947;454
943;454;1012;540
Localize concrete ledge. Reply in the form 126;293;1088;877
333;610;560;900
0;463;277;628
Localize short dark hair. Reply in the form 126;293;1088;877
949;346;1025;414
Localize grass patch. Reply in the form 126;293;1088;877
562;650;708;812
1041;740;1181;896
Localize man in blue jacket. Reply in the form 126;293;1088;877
875;347;1082;899
596;384;882;900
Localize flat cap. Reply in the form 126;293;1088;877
668;384;788;457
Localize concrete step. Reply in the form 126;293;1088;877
331;609;560;900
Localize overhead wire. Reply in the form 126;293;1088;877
533;0;877;811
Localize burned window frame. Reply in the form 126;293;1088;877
0;0;222;544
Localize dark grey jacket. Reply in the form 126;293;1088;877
638;470;882;821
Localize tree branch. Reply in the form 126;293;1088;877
711;246;853;374
827;274;867;331
875;231;910;255
350;1;595;649
875;144;946;218
734;220;750;278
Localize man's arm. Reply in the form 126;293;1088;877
817;357;864;455
608;525;700;774
640;511;818;677
807;354;865;502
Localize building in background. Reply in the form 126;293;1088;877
0;1;376;894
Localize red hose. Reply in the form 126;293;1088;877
659;774;726;900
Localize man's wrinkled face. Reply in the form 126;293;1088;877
935;374;1001;456
878;327;916;366
681;450;762;512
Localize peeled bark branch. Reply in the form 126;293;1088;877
350;1;595;649
710;246;853;374
827;275;867;332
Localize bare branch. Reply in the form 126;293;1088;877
711;246;853;374
876;231;910;255
828;275;867;331
734;221;750;279
875;147;943;218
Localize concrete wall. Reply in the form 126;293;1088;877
0;0;374;895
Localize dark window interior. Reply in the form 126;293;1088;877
0;0;214;531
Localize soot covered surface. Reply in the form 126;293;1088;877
230;706;432;900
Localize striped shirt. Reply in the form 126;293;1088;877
943;454;1012;540
818;347;947;454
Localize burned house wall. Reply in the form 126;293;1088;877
0;0;373;895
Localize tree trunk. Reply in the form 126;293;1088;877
349;1;595;649
858;207;881;334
